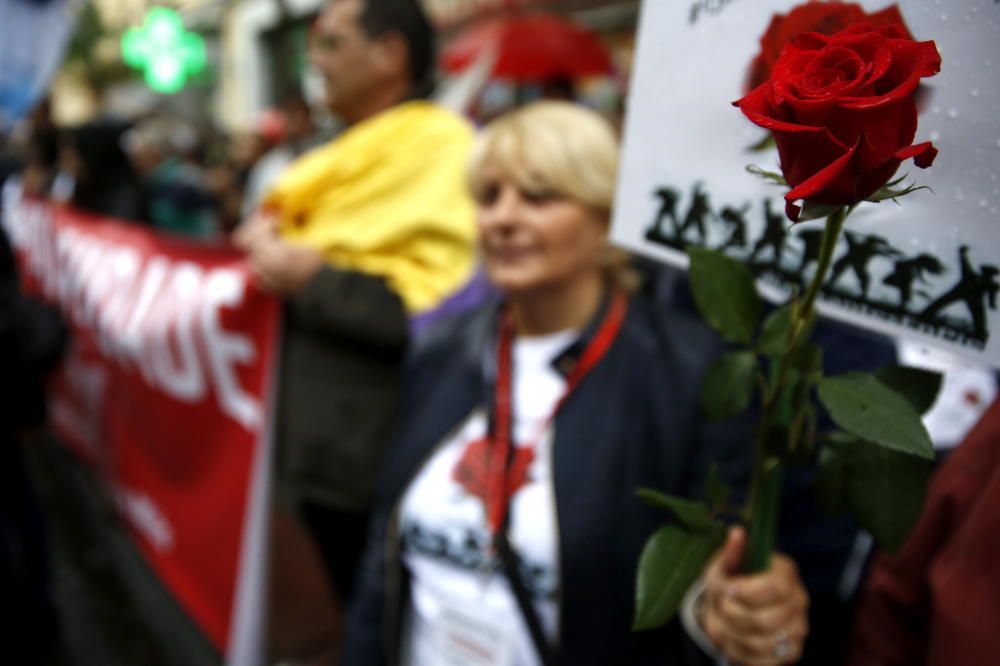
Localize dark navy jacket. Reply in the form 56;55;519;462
342;291;752;665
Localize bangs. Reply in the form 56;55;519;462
468;118;564;202
467;101;619;213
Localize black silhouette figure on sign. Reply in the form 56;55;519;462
883;253;944;312
677;182;713;245
647;186;682;242
793;228;825;277
827;231;900;300
922;245;999;341
719;203;750;251
748;199;788;269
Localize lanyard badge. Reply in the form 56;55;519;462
484;290;628;536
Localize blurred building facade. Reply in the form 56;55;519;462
218;0;640;131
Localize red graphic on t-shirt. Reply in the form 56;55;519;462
452;436;535;505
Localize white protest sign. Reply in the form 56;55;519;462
612;0;1000;367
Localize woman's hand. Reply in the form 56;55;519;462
702;527;809;666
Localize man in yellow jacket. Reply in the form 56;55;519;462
234;0;476;617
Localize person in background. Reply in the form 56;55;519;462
1;177;67;662
343;101;808;666
233;0;477;616
57;120;146;222
848;398;1000;666
126;117;220;239
241;93;328;217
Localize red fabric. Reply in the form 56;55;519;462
440;13;613;80
849;399;1000;666
5;197;281;653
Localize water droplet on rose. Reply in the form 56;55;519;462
948;108;959;119
971;89;980;98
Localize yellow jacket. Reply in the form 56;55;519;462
263;101;477;313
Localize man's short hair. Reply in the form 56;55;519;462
356;0;436;98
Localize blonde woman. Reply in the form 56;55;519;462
343;102;808;666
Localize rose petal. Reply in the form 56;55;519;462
786;200;803;222
868;7;915;40
784;139;860;209
734;83;825;133
842;39;941;109
896;141;938;168
850;100;917;174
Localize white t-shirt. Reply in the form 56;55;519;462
399;329;576;666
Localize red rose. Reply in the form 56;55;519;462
735;23;941;221
747;1;914;90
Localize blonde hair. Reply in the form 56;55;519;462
468;101;620;216
468;101;637;289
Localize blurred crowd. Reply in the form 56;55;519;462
0;91;331;239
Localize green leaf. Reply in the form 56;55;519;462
745;164;787;185
688;248;763;345
817;373;934;460
758;304;794;357
633;524;724;630
884;172;909;188
815;444;849;516
700;351;758;421
746;133;777;153
636;489;717;532
875;365;943;416
865;182;932;203
845;441;932;554
772;375;799;429
787;343;823;380
706;466;732;512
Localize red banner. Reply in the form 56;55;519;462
2;189;280;655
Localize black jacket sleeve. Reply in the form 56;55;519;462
288;264;409;356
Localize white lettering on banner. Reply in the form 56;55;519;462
203;270;261;431
2;195;263;430
114;484;175;553
147;263;208;402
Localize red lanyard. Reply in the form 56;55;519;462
485;290;628;535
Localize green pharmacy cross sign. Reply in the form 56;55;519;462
122;8;206;94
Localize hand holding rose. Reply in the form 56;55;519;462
703;527;809;666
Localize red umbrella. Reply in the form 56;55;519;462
441;13;614;81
